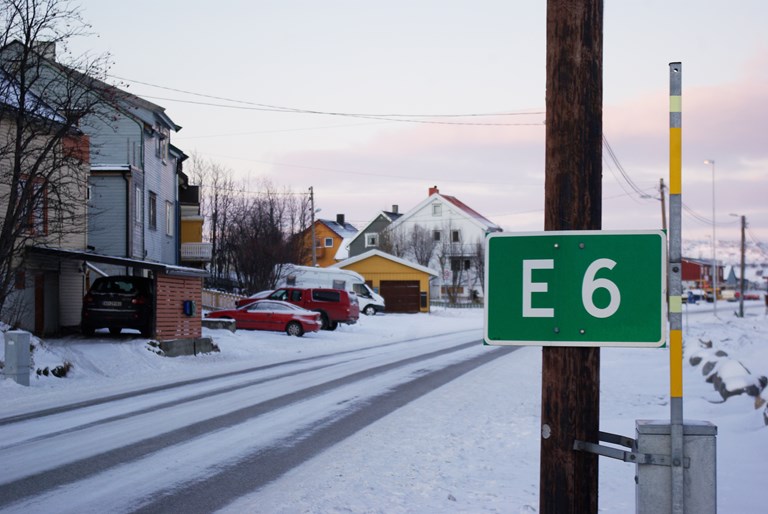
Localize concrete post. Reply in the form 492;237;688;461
4;331;31;386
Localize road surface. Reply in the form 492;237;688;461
0;330;514;513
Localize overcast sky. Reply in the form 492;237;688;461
67;1;768;244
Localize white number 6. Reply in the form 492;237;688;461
582;258;620;318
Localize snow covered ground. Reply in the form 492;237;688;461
1;299;767;513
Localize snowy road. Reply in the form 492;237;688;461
0;329;514;513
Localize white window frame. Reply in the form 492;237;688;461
433;230;442;242
365;233;378;247
452;229;461;243
432;203;442;216
324;237;334;248
148;192;157;230
135;186;142;223
165;200;174;236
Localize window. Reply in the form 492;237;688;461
452;230;461;243
324;237;334;248
155;126;169;162
451;258;471;272
432;203;442;216
17;177;47;235
135;186;142;223
165;201;174;236
365;233;378;247
313;290;341;302
433;230;442;242
148;192;157;230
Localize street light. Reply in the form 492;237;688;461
730;213;747;318
704;159;717;314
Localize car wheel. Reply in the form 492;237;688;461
363;305;376;316
328;321;338;331
318;312;330;330
109;327;122;335
286;321;304;337
82;324;95;336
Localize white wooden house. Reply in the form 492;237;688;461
386;186;501;301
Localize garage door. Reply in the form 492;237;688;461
380;280;420;313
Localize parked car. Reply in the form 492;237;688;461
81;276;154;336
205;300;321;336
277;264;385;315
237;287;359;331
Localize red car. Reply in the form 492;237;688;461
205;300;321;336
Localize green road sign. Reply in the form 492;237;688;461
484;230;667;347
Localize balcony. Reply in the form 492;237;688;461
181;242;213;262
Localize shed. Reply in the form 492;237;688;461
333;250;438;313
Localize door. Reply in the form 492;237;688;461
379;280;420;313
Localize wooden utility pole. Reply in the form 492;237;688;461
540;1;603;513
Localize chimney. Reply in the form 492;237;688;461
428;185;439;196
392;205;399;214
336;213;345;226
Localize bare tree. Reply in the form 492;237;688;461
409;223;438;267
0;0;111;316
378;224;408;258
187;153;239;289
470;237;486;298
214;179;309;294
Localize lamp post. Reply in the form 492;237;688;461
705;159;717;314
730;213;746;318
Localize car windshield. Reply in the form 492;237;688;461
92;279;140;294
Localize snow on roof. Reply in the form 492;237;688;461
319;219;358;240
441;194;501;231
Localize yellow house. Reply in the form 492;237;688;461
333;250;438;313
302;214;358;268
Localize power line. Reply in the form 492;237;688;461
110;74;545;126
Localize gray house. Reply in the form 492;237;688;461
86;92;184;267
1;40;209;340
347;206;403;258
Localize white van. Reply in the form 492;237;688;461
277;264;386;315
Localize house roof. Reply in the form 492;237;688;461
347;210;403;247
332;249;439;277
319;219;358;239
441;194;500;231
1;40;181;132
389;191;502;233
0;69;66;124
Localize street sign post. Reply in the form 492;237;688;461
485;230;667;347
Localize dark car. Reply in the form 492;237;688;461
81;276;154;336
206;300;322;336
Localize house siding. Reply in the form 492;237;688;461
85;113;143;168
58;260;84;328
88;174;128;257
348;215;390;257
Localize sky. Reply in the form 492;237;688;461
63;1;768;244
2;303;767;511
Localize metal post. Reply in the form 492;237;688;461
704;159;717;314
668;62;685;514
739;215;745;318
309;186;317;267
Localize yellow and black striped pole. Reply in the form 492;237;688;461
668;62;685;514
